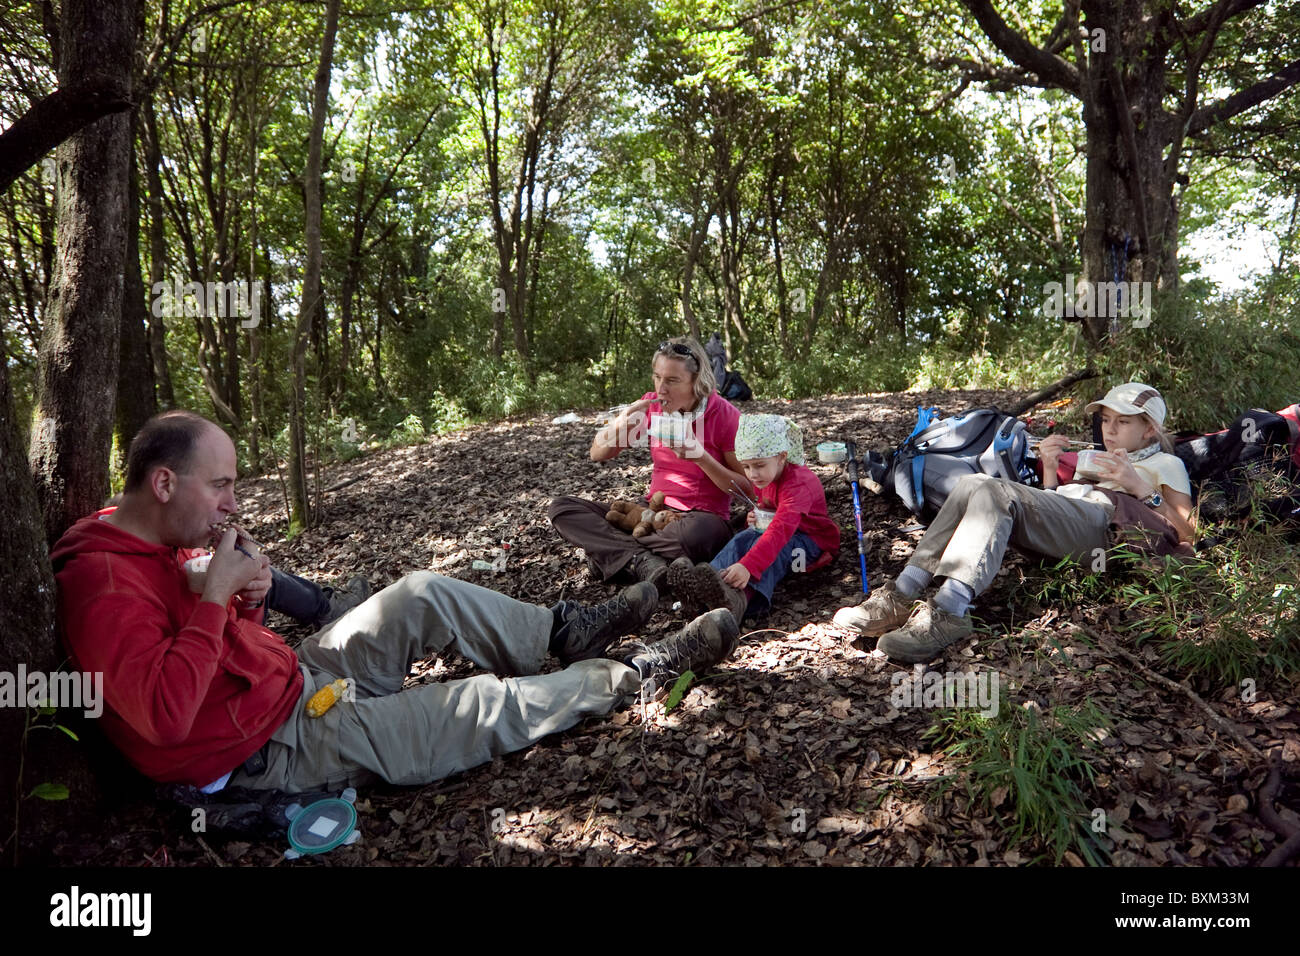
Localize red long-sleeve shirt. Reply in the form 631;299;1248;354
738;462;840;579
50;511;302;786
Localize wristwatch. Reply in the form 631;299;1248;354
1142;490;1163;509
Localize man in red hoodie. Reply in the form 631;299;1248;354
51;411;737;793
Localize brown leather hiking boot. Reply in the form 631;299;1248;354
832;579;912;647
667;557;748;625
876;600;974;664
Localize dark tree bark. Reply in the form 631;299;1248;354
0;328;58;863
4;0;139;865
764;141;791;351
958;0;1300;347
0;83;131;194
141;95;174;407
114;108;157;466
290;0;342;530
678;219;708;341
30;0;138;546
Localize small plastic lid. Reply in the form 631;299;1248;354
286;798;358;855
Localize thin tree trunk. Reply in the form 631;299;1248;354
679;219;708;340
141;96;173;407
290;0;342;529
766;159;790;351
114;108;156;469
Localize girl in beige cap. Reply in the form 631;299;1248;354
834;382;1194;664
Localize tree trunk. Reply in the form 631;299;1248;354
290;0;342;530
960;1;1300;350
766;158;790;352
30;0;136;545
0;327;58;864
679;220;708;340
372;286;385;394
8;0;138;865
1077;1;1172;347
141;96;174;407
114;108;156;469
718;196;749;356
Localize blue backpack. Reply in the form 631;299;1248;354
865;407;1032;517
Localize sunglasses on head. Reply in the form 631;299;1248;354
657;341;694;358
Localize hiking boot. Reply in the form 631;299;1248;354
832;579;912;646
875;600;973;664
314;576;372;628
668;557;748;624
626;550;669;594
554;581;658;665
626;608;740;698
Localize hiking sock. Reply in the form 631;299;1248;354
895;565;932;598
933;579;975;618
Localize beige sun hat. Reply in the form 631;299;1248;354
1084;382;1167;428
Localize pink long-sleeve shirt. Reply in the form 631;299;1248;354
641;391;741;518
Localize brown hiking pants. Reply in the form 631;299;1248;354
547;495;732;580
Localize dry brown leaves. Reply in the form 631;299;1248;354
65;388;1300;867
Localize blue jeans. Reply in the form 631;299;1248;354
267;568;330;623
710;529;821;616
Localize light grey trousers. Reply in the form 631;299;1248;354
908;474;1113;597
231;571;641;792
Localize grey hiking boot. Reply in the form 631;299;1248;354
626;550;669;594
832;579;912;647
314;576;372;628
875;600;973;664
554;581;658;665
626;608;740;699
667;557;748;625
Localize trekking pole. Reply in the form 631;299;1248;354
843;440;871;595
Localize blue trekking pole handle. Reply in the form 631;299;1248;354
844;440;870;595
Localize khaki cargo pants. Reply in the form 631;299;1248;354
231;571;641;792
907;473;1113;597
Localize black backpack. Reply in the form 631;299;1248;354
865;407;1032;517
721;369;752;402
1174;409;1300;522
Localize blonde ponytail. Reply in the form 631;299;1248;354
1144;414;1175;453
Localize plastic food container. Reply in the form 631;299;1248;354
753;508;775;531
648;413;690;443
183;554;211;593
287;797;358;856
817;441;847;464
1074;449;1105;480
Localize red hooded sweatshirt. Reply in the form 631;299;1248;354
49;511;303;786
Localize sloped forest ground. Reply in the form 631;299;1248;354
60;389;1299;867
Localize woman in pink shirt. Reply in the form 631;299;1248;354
548;337;747;596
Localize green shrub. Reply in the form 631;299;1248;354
926;698;1112;865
